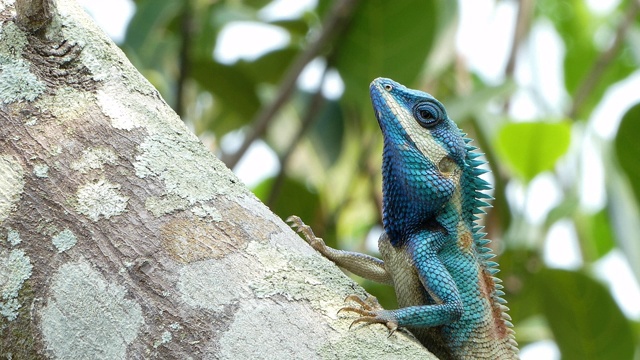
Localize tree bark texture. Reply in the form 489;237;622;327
0;0;432;359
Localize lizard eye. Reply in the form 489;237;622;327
413;102;442;128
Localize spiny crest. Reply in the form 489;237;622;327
466;138;517;350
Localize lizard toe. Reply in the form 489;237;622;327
338;306;376;317
348;313;399;334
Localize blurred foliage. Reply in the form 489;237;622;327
496;121;572;182
114;0;640;358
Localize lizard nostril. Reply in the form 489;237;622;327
384;84;393;91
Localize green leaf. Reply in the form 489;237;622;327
238;47;299;84
496;248;543;328
495;121;571;182
122;0;182;64
309;98;345;167
538;0;597;95
190;4;222;60
575;210;615;261
445;82;516;123
332;0;437;107
243;0;271;10
536;269;635;360
614;103;640;205
538;0;635;118
191;60;260;126
544;194;579;228
270;19;311;37
252;176;321;234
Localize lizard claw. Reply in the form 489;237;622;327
339;306;376;317
339;294;399;334
287;215;328;253
349;317;399;335
343;294;374;309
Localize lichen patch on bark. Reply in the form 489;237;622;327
247;239;367;312
0;154;25;223
37;86;94;121
153;330;172;349
41;262;143;359
0;22;46;103
177;255;252;312
33;163;49;178
51;228;77;253
70;146;117;173
134;133;233;204
0;248;33;321
145;194;190;217
191;204;222;221
75;178;128;221
6;228;21;246
95;80;245;218
96;81;182;133
97;88;145;131
217;300;325;360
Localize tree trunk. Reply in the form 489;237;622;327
0;0;433;358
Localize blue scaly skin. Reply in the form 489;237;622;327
288;78;518;359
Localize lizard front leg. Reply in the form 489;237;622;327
341;229;464;330
287;215;393;285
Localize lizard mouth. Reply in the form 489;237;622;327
369;78;413;139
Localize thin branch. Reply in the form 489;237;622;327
222;0;360;169
266;70;328;207
176;0;193;118
568;0;640;118
503;0;535;112
15;0;54;33
490;0;535;233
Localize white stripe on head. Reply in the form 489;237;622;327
380;88;453;173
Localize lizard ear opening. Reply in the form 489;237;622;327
413;102;443;129
438;156;458;178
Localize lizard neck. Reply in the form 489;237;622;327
380;133;466;247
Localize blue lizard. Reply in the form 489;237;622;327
289;78;518;359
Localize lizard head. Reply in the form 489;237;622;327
370;78;472;240
369;77;467;177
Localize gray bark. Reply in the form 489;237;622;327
0;0;432;358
